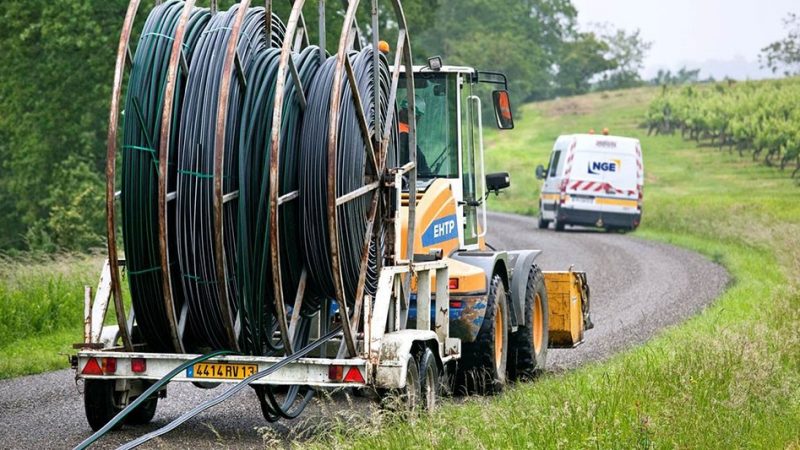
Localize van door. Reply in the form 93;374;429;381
540;142;566;220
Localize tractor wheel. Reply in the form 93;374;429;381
84;379;122;432
124;382;159;425
417;347;440;412
459;274;509;394
510;266;549;380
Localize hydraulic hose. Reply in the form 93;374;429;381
121;0;210;352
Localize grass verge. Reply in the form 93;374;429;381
0;254;103;378
314;86;800;448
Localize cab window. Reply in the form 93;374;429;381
397;73;459;178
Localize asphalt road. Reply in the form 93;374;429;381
0;212;729;449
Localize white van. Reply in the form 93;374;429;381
535;134;644;231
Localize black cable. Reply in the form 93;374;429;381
116;326;342;450
121;0;210;352
115;2;399;436
176;6;284;352
300;46;397;308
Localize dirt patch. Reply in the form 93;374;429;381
540;97;596;117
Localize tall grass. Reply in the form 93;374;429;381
0;254;103;378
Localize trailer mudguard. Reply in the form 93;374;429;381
375;330;441;389
506;250;542;328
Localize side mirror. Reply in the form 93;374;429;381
492;90;514;130
486;172;511;194
535;165;547;180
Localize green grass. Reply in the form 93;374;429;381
315;86;800;448
0;254;104;378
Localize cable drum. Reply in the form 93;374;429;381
235;44;323;356
300;47;397;309
121;0;210;353
102;0;419;435
176;5;285;352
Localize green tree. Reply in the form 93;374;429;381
760;13;800;76
0;0;128;251
594;27;652;90
554;32;616;96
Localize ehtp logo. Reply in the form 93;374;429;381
422;214;458;247
588;159;621;175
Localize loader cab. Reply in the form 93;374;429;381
398;62;513;251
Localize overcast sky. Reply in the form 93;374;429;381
571;0;798;79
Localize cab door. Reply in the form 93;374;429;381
459;74;480;249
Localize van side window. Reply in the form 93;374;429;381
548;150;562;178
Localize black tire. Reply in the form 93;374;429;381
459;274;509;394
380;354;421;412
510;266;549;380
554;213;565;231
537;210;549;229
417;347;439;412
124;382;158;426
84;379;122;432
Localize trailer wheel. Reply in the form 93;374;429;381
459;274;509;394
417;347;439;412
84;379;122;432
389;354;422;411
510;266;549;380
124;382;158;425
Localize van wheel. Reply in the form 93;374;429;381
510;266;549;380
458;274;509;394
537;211;550;229
554;216;565;231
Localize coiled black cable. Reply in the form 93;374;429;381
176;5;284;352
121;0;210;352
300;47;397;308
236;44;324;356
117;2;400;431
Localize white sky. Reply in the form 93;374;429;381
572;0;798;79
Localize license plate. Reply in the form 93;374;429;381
188;362;258;380
572;196;594;203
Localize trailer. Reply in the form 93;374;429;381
71;0;591;447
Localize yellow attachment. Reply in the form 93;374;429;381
543;271;588;347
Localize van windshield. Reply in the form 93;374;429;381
572;151;638;190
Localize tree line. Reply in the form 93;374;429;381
0;0;649;252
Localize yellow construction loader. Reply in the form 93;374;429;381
397;58;592;391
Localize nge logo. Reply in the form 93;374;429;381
588;159;621;175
